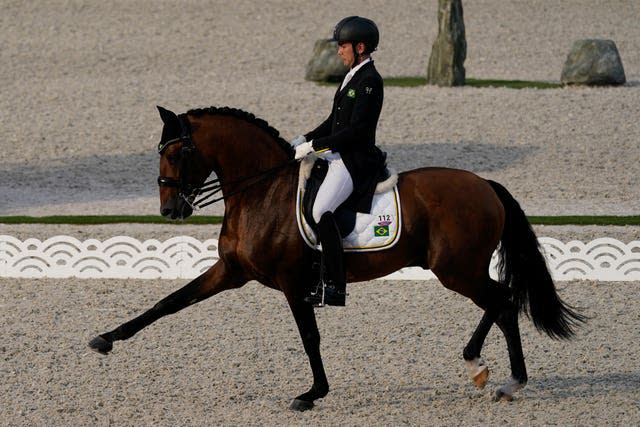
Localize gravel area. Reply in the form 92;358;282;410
1;278;639;426
1;1;639;425
1;1;639;218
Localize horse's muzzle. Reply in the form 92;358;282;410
160;197;193;220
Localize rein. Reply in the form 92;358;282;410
189;159;296;209
157;113;296;211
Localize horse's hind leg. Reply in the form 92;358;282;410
439;271;527;400
492;287;528;401
89;261;244;354
471;278;527;401
463;310;496;389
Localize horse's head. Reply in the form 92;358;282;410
156;105;295;220
156;106;210;220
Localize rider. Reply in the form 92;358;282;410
292;16;386;306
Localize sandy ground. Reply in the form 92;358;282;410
1;1;639;425
1;278;639;426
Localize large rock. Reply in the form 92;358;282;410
427;0;466;86
561;39;626;86
305;39;348;82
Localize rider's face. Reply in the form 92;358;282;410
338;42;355;68
338;42;366;68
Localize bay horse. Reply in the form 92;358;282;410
89;106;584;410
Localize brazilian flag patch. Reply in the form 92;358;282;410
347;88;356;98
374;225;389;237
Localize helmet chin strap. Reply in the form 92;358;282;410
350;42;368;68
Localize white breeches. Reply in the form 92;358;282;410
312;157;354;223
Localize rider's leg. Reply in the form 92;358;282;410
311;157;354;224
316;211;346;297
306;157;353;306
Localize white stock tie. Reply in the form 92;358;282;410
340;71;355;91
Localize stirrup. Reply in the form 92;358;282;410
304;280;347;307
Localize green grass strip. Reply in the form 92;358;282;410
0;215;638;226
0;215;224;225
376;77;562;89
382;76;428;87
465;78;562;89
527;216;640;226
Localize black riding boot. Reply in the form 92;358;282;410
305;212;346;307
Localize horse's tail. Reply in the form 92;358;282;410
487;180;586;340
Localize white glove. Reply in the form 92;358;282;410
294;141;314;160
290;135;306;147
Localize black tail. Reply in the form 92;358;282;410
488;180;586;339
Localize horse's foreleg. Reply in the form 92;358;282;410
286;297;329;411
88;261;243;354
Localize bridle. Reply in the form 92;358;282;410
157;113;200;208
157;114;296;211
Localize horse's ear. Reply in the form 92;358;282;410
157;106;178;124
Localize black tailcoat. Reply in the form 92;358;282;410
305;60;386;213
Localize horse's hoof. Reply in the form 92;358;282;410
493;377;524;401
88;335;113;355
493;389;514;402
465;358;489;389
289;398;314;411
473;365;489;389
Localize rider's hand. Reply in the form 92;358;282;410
290;135;306;147
294;141;314;160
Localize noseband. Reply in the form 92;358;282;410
157;114;296;211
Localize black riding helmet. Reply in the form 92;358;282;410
333;16;379;55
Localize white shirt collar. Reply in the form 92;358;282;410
349;57;371;75
340;57;372;90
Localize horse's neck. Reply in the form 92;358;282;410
200;117;290;183
194;117;295;216
215;133;296;218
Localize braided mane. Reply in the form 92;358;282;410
186;106;294;155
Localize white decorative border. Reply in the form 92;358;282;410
0;235;218;280
1;235;639;281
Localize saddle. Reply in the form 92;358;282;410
296;156;402;252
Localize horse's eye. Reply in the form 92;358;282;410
167;152;181;165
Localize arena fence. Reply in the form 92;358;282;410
1;235;638;281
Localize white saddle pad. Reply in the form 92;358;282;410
296;185;402;253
